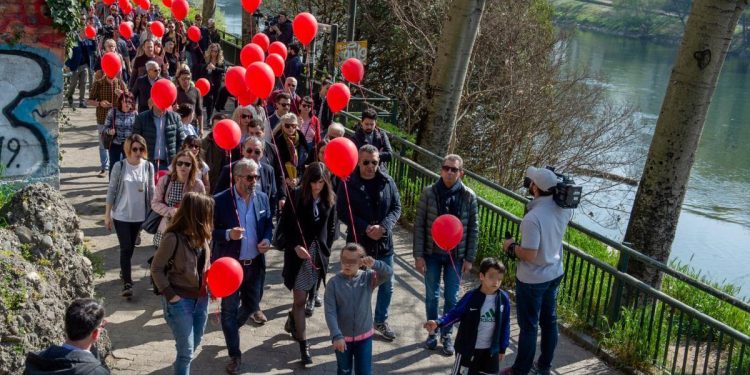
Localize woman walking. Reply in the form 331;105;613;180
150;192;213;375
276;162;337;365
151;150;206;248
273;113;310;190
180;135;210;189
105;134;155;298
298;96;320;150
102;92;138;172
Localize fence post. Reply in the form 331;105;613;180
607;242;631;324
390;99;399;126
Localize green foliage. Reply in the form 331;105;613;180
153;1;226;31
78;244;104;277
601;306;662;371
46;0;86;49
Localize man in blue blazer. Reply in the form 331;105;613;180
212;158;273;375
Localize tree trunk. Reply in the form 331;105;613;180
622;0;746;288
415;0;486;168
241;7;254;44
202;0;216;25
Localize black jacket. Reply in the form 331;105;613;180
274;131;311;180
24;345;109;375
276;188;337;290
130;75;159;113
215;160;278;209
337;169;401;258
349;126;393;164
132;110;185;165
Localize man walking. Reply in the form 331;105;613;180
132;102;184;171
337;144;401;341
213;159;274;374
88;69;126;177
65;30;94;109
349;108;393;167
413;154;478;355
501;166;574;375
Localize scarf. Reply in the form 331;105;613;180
285;131;300;166
435;179;464;216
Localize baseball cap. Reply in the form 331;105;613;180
526;166;559;192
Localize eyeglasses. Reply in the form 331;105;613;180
278;103;291;108
238;174;259;181
301;104;311;108
149;68;161;72
441;165;461;173
284;123;297;129
240;114;252;119
362;160;379;166
245;148;261;155
189;144;201;150
131;147;145;153
176;161;192;168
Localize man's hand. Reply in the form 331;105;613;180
423;320;438;333
279;198;286;209
415;257;426;275
114;88;124;97
366;225;385;241
361;256;375;268
229;227;245;240
499;354;506;362
461;260;473;275
258;239;271;253
99;100;111;108
107;128;116;135
295;245;311;260
104;214;112;231
502;238;515;252
332;338;346;352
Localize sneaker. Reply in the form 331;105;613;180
121;283;133;297
441;335;455;356
304;298;314;317
424;334;438;350
374;321;396;341
97;170;106;178
314;295;322;307
251;310;268;325
225;357;241;375
533;362;551;375
79;101;87;108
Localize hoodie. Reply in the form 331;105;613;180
24;345;109;375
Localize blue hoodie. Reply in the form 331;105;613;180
437;287;511;357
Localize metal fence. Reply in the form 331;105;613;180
359;118;749;374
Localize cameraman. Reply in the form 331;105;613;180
266;12;293;45
501;167;573;375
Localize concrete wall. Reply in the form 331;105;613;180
0;0;66;187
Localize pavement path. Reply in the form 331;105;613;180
58;100;618;374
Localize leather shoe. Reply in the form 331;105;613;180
225;357;241;374
251;310;268;324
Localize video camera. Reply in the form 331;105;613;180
523;166;582;209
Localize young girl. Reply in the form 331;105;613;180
181;135;210;189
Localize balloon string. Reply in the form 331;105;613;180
447;249;462;283
342;179;359;244
210;297;221;324
227;151;241;225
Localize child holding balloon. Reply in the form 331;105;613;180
423;258;511;375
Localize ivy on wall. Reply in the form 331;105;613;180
45;0;86;49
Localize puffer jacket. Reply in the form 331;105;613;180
413;180;479;262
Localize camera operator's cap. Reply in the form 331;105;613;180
526;166;559;192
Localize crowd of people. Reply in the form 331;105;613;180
38;2;576;375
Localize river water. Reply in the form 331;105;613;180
563;30;750;297
217;7;750;296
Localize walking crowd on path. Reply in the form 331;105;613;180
26;2;591;375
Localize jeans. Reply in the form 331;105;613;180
220;256;265;358
66;65;88;103
162;296;209;375
424;252;462;336
334;336;372;375
108;143;124;176
512;275;563;374
96;124;110;171
113;219;142;284
373;254;394;324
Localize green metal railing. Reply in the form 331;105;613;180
336;113;749;374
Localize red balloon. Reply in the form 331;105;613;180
118;22;133;39
195;78;210;96
431;214;464;251
324;137;358;178
240;43;264;67
171;0;189;21
155;169;169;184
251;33;270;51
341;58;365;85
268;41;287;60
119;0;133;15
213;120;242;150
326;83;351;113
265;53;285;78
244;62;275;99
84;25;97;39
225;66;248;97
187;25;201;43
237;91;258;106
103;0;115;5
100;52;122;79
293;12;318;46
138;0;150;10
207;257;244;298
150;21;165;38
151;79;177;111
162;0;172;7
241;0;262;14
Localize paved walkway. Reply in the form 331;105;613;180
58;102;617;374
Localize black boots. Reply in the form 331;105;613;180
284;311;298;341
299;340;312;365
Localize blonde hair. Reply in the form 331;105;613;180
123;134;148;159
203;43;224;65
272;113;299;136
168;150;199;189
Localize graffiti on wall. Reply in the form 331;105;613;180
0;45;62;182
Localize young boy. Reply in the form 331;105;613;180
324;243;393;375
424;258;511;375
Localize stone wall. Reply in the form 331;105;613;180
0;0;66;187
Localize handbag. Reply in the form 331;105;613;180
141;177;170;234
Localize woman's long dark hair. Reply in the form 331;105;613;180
299;162;335;207
165;192;214;249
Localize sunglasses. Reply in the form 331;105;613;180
239;174;260;181
245;148;262;155
131;147;145;153
301;103;312;108
362;160;379;166
278;103;290;107
284;123;297;129
189;144;201;150
176;161;192;168
240;114;252;119
441;165;461;173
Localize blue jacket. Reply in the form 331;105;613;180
437;288;511;357
211;188;273;262
65;38;95;71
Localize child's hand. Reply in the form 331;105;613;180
361;256;375;268
423;320;438;333
332;338;347;352
499;353;505;362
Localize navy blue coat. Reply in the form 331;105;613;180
437;288;511;358
211;188;274;262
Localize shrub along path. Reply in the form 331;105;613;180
58;102;617;374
